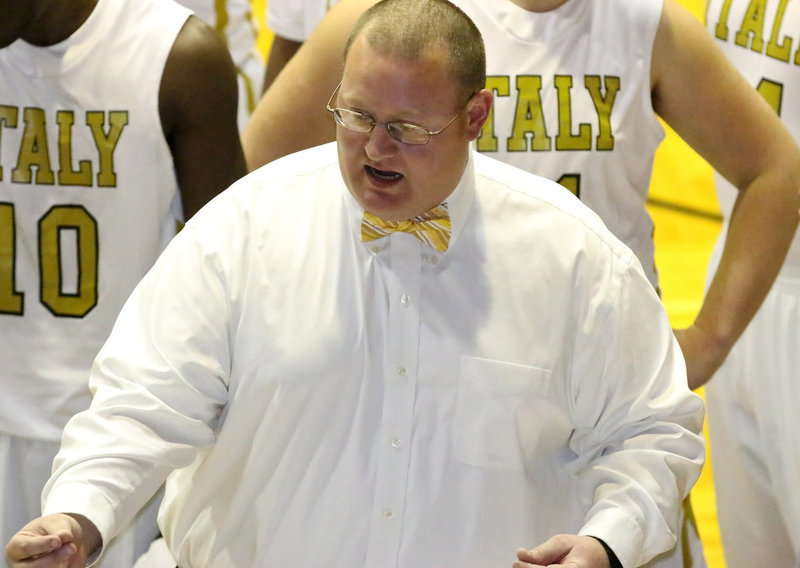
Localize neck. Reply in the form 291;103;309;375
508;0;570;12
23;0;98;46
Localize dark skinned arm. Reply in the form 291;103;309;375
159;15;247;218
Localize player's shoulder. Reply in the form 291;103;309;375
168;13;231;67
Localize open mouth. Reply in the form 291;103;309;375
366;165;403;182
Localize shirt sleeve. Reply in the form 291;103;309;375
41;208;236;552
568;253;705;568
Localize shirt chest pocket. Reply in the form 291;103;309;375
454;356;552;471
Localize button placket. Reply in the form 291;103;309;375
364;236;422;567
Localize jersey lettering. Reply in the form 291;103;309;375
0;106;129;187
555;75;591;151
710;0;799;64
0;106;19;183
57;111;93;187
0;202;23;314
477;74;619;154
556;174;581;198
756;77;784;114
0;203;99;318
39;205;98;317
585;75;619;151
87;111;128;187
13;108;56;185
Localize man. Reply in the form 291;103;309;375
0;0;245;565
6;1;704;567
242;0;800;394
703;1;800;566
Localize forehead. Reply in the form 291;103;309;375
341;36;459;108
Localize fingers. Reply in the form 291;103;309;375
5;514;83;567
6;540;78;568
514;534;573;566
7;532;62;560
514;547;542;567
514;535;610;568
514;534;609;568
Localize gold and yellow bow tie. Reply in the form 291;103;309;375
361;204;451;251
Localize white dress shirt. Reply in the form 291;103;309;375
44;143;705;568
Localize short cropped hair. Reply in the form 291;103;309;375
344;0;486;100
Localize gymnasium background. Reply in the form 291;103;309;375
252;0;726;565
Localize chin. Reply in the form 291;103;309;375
356;191;406;219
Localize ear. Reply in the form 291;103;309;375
465;88;493;141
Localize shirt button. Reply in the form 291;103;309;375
391;438;401;449
382;509;394;519
396;367;407;376
400;294;411;305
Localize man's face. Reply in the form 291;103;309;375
335;36;476;221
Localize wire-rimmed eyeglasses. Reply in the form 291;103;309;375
326;82;475;145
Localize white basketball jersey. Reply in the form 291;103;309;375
267;0;342;42
177;0;265;129
453;0;665;287
0;0;190;440
705;0;800;269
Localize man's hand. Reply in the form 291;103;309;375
514;534;610;568
6;513;100;568
674;324;732;390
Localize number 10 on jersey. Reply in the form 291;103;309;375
1;203;98;318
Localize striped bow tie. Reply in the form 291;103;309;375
361;204;451;251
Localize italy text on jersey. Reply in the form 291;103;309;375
0;107;129;318
707;0;798;115
476;74;620;197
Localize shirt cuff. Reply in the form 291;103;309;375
589;536;623;568
42;482;115;566
580;508;645;568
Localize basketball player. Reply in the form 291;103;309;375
703;1;800;566
176;0;266;130
0;0;246;566
263;0;341;90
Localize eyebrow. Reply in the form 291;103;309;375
337;86;431;125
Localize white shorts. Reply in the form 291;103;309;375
705;269;800;567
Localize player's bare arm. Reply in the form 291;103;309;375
160;15;247;218
262;34;303;93
651;0;800;388
242;0;379;171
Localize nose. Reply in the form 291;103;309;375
364;123;398;161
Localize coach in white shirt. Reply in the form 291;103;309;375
6;1;704;567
